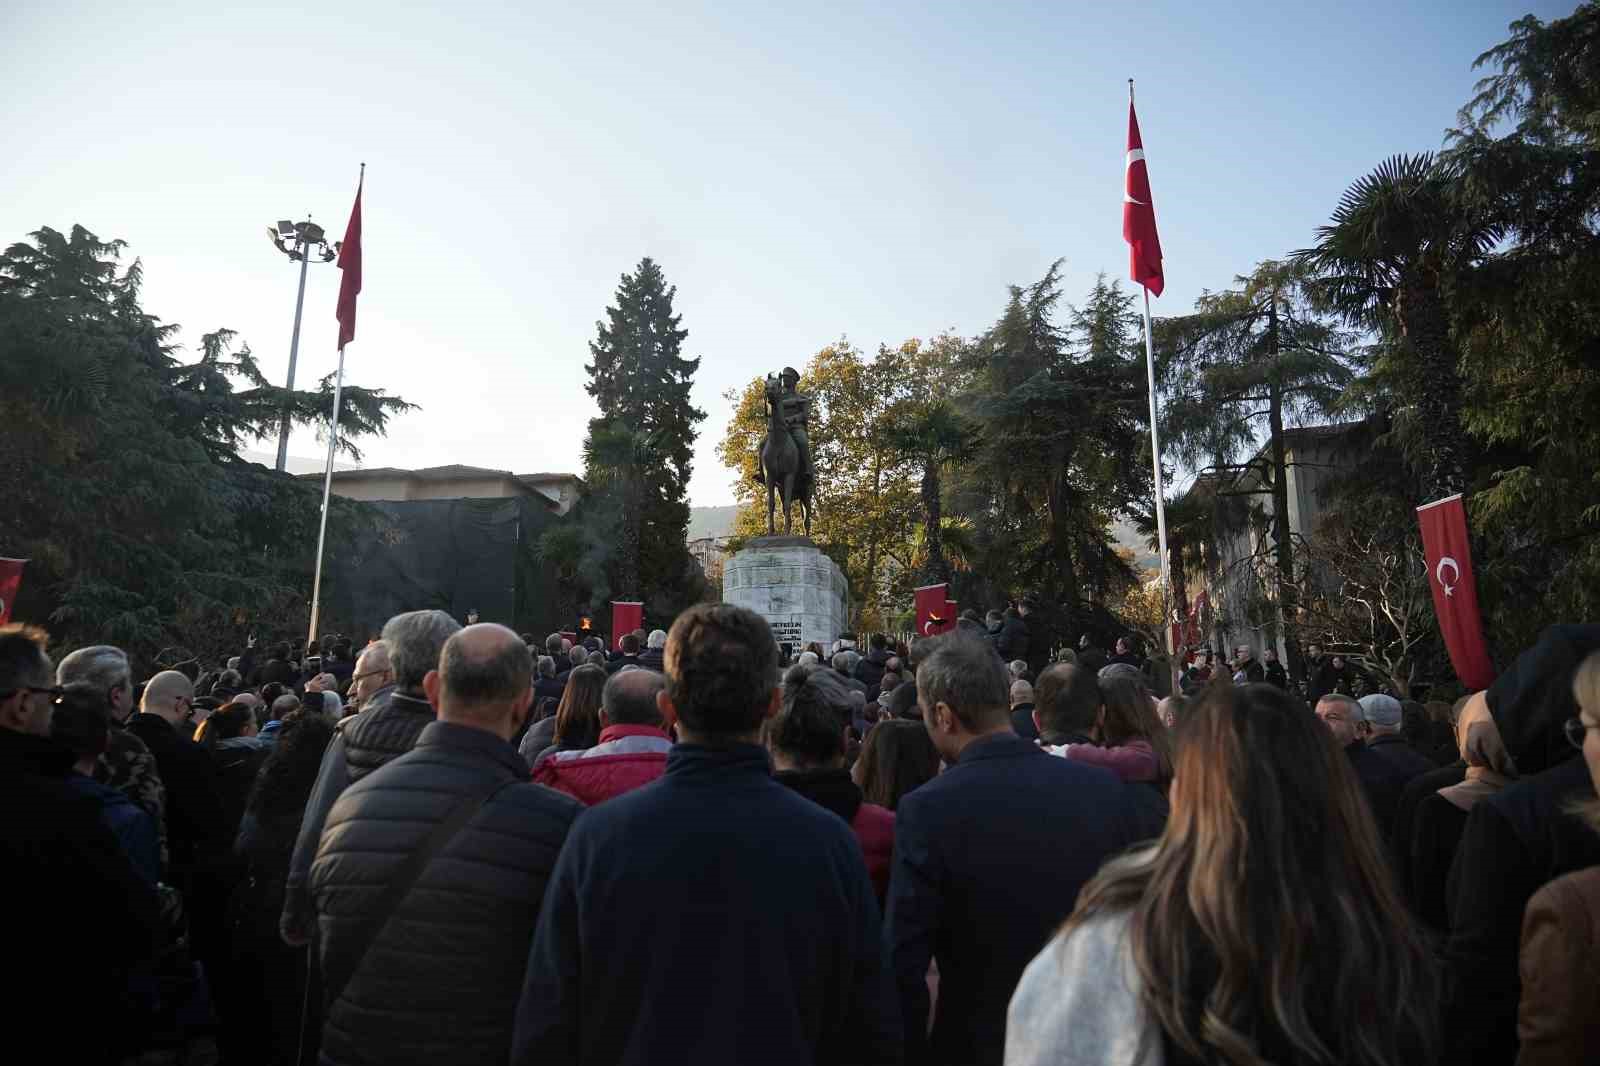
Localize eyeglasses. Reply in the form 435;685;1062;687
0;685;65;701
1564;717;1598;751
351;669;391;685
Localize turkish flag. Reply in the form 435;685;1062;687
1123;100;1164;297
0;558;25;625
610;601;643;651
915;584;954;637
1417;495;1494;690
335;172;363;352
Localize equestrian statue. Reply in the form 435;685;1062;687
756;366;814;537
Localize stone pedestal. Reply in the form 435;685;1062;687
722;536;848;651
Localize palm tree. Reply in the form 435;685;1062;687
884;398;980;585
1293;154;1502;498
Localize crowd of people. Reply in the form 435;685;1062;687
4;604;1599;1065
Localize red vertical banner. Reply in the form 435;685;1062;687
610;601;643;651
1416;495;1495;690
915;584;954;637
0;558;24;624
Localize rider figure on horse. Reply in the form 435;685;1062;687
771;366;812;485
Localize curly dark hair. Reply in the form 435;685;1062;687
245;715;335;824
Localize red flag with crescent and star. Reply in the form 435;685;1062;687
1417;494;1494;689
915;583;955;637
335;170;363;352
1123;97;1164;297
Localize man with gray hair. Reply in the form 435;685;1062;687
347;640;394;714
282;609;461;947
886;636;1152;1066
57;644;166;834
1315;692;1410;839
638;627;668;672
832;649;868;696
311;623;582;1066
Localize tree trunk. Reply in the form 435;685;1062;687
920;459;949;584
617;468;642;601
1396;282;1470;499
1267;292;1306;688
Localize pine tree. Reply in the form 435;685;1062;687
579;258;705;615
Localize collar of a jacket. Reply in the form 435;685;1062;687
774;766;862;823
664;742;771;781
1367;734;1409;749
597;723;671;745
414;720;529;776
1039;731;1096;748
955;730;1040;765
0;727;76;777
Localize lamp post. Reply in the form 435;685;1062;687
266;218;338;472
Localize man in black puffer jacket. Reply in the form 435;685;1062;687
853;633;892;693
281;609;461;948
311;623;582;1066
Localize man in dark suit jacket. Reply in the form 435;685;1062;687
885;636;1151;1066
604;632;642;675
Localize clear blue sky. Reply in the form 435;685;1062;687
2;1;1575;505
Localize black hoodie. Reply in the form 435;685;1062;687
1487;624;1600;776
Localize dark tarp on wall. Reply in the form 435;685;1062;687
318;497;567;642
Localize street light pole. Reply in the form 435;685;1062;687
275;236;311;472
267;218;338;472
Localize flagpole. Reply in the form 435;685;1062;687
307;347;345;651
1130;78;1173;662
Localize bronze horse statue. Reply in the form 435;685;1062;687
759;374;813;537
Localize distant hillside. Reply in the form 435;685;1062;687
1112;517;1159;575
688;505;740;540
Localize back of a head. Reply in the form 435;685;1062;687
620;633;640;655
1100;675;1172;778
438;624;533;725
857;718;940;811
771;664;855;768
382;610;463;692
1098;662;1145;688
555;664;608;747
1035;663;1101;737
545;632;565;656
196;701;256;748
270;694;301;722
797;650;819;666
537;655;556;679
602;667;667;727
586;650;607;667
569;646;587;668
0;623;52;694
832;649;859;674
1068;683;1439;1066
49;683;109;758
1078;646;1108;674
664;603;779;742
885;680;921;720
870;632;888;651
647;628;668;650
1010;680;1033;707
916;636;1009;732
55;644;129;698
1008;659;1028;679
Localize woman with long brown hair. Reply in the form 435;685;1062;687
1007;683;1439;1066
1055;675;1174;786
522;663;606;767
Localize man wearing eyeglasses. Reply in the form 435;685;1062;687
127;671;230;889
1;623;162;1057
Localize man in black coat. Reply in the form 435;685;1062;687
2;624;162;1058
637;629;667;672
281;609;461;947
1315;693;1410;839
994;606;1029;664
605;632;642;674
1360;693;1436;782
311;624;581;1066
854;633;893;691
128;670;231;877
885;637;1151;1066
513;604;899;1066
1441;624;1600;1066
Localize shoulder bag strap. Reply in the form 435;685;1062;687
322;778;510;1008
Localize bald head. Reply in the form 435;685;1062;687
602;667;668;728
425;624;533;741
142;670;194;727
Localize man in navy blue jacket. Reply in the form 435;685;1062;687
885;635;1154;1066
513;603;900;1066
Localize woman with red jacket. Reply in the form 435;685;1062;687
767;662;895;903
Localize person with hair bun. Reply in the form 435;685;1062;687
768;662;896;902
1007;683;1439;1066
